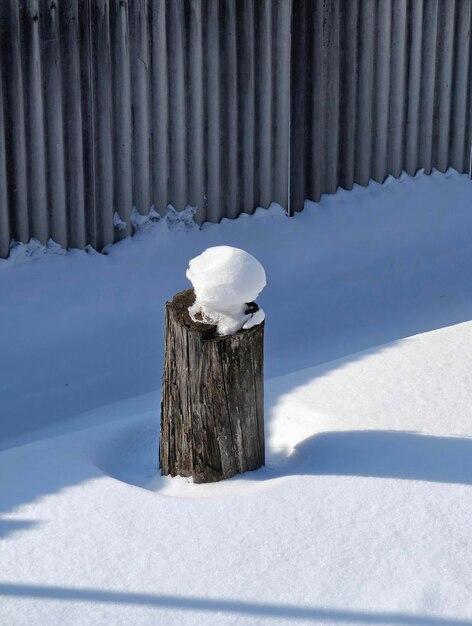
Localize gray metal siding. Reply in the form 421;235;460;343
0;1;471;257
290;0;472;211
0;0;290;255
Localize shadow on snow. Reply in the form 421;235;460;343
0;583;471;625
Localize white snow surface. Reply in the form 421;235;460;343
2;169;472;625
187;245;266;335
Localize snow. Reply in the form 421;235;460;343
187;245;266;335
2;169;472;625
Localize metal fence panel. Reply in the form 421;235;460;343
290;0;472;212
0;0;291;255
0;0;471;257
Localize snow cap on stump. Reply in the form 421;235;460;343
186;246;266;336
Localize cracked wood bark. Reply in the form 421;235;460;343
160;288;265;483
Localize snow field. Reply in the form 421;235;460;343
1;169;472;624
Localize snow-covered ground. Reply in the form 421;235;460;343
2;169;472;625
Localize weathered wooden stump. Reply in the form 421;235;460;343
160;289;265;483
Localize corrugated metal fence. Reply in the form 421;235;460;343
0;0;471;258
290;0;472;210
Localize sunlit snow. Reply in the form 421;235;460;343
2;169;472;625
186;245;266;335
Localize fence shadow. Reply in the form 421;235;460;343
0;583;471;625
0;520;38;540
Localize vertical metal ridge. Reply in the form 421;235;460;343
204;0;221;222
3;1;29;243
63;0;86;249
372;0;392;182
111;0;132;238
434;0;456;172
405;0;423;175
272;0;290;209
309;0;324;202
465;1;472;176
80;0;96;248
255;0;272;209
130;0;151;216
186;0;204;221
338;0;359;191
91;0;113;250
388;0;408;177
167;0;186;213
289;0;309;212
450;0;471;172
355;0;375;186
419;0;439;174
150;0;168;217
221;0;238;219
238;0;255;215
324;0;340;194
24;0;48;244
0;45;10;258
43;0;67;247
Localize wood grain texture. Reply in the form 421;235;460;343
160;289;265;484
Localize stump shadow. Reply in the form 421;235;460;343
94;419;472;496
265;430;472;486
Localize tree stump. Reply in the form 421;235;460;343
160;289;265;483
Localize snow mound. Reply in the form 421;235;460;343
186;246;266;335
2;238;68;267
